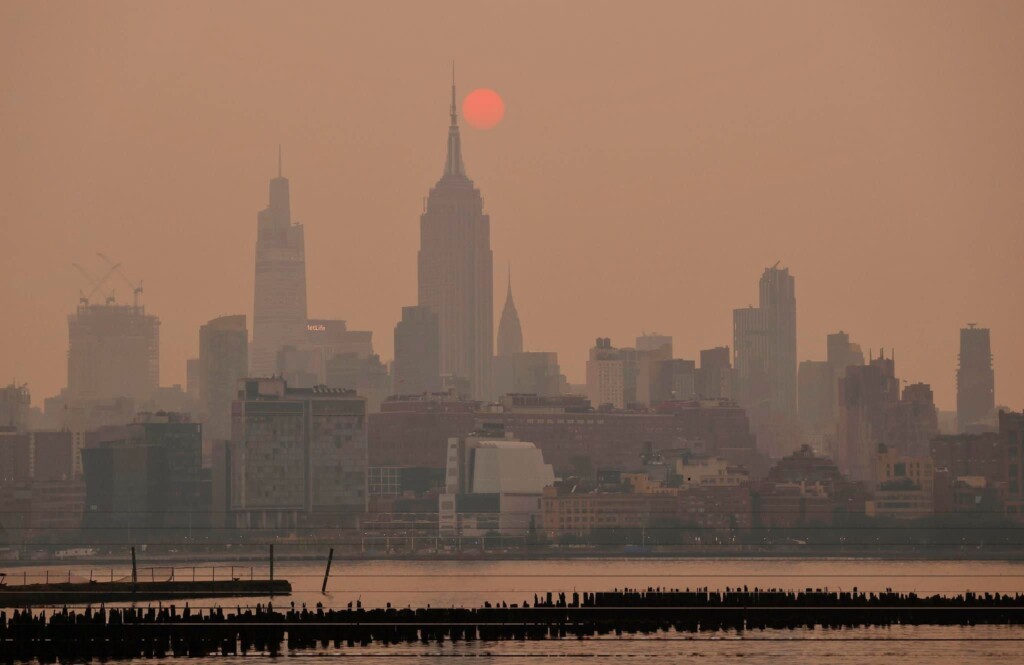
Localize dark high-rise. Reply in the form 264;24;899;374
251;152;308;377
417;77;494;400
81;412;203;541
393;306;441;396
957;324;995;432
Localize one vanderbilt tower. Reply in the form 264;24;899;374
251;150;308;377
417;74;494;400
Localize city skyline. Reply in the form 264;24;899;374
3;2;1024;412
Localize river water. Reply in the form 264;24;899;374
8;557;1024;663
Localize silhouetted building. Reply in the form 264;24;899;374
883;382;938;458
866;443;934;519
799;331;864;453
759;266;797;419
1003;411;1024;520
228;378;367;529
0;428;83;544
67;303;160;404
635;335;673;406
186;358;201;404
931;432;1004;497
0;430;76;485
494;269;525;397
651;359;696;404
836;350;900;482
733;305;769;433
733;266;797;457
251;154;308;377
0;384;30;432
393;306;441;396
0;428;31;485
586;338;626;409
957;324;995;432
506;352;563;397
294;319;374;385
369;393;758;476
636;334;672;354
417;78;493;400
369;394;480;468
496;268;523;357
754;445;866;528
696;347;733;400
827;330;864;376
82;412;203;541
199;315;248;446
325;352;391;413
798;361;833;434
802;332;864;428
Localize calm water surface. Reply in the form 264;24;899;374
10;558;1024;663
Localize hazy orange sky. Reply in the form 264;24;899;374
2;1;1022;411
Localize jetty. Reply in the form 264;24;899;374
0;586;1022;660
0;579;291;608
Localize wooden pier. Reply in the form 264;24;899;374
0;587;1021;660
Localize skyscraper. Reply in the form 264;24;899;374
494;269;523;397
732;265;797;457
251;151;308;377
67;302;160;404
733;305;769;414
199;315;248;445
836;350;900;482
496;268;523;358
759;265;797;422
393;306;441;396
799;331;864;440
417;76;494;400
957;324;995;432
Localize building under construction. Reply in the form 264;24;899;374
67;303;160;404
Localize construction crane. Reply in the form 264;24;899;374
71;260;121;306
71;263;94;305
97;253;144;307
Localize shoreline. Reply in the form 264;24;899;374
7;548;1024;568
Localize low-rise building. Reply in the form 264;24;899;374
439;426;553;538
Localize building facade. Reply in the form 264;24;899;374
586;338;626;409
393;306;441;396
199;315;248;446
251;156;308;377
417;80;494;400
439;427;553;537
67;303;160;404
957;325;995;432
228;378;367;529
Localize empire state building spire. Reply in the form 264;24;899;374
444;63;466;177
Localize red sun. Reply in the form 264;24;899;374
462;88;505;130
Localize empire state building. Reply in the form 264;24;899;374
417;78;494;399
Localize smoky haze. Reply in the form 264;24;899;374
2;0;1023;411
